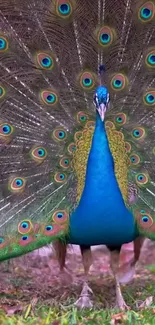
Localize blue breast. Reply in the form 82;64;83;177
69;114;138;246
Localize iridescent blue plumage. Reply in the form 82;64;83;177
1;0;155;311
96;85;108;102
69;95;137;246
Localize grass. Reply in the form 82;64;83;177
0;249;155;324
0;279;155;325
0;305;155;325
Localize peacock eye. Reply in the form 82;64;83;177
0;86;5;99
83;78;92;87
36;53;54;70
42;57;51;67
0;123;14;137
22;236;28;240
0;37;8;51
138;2;155;22
46;225;53;231
3;125;11;134
97;26;114;47
56;0;73;18
9;177;26;193
80;71;95;90
144;91;155;105
146;50;155;68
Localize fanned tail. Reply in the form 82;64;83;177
0;0;155;260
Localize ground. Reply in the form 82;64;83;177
0;240;155;324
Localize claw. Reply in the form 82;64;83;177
74;295;93;309
115;297;131;311
74;282;93;309
110;250;130;311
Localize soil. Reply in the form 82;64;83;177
0;240;154;311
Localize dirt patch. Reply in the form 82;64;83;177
0;241;154;310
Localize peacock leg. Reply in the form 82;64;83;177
74;245;93;308
110;249;130;310
52;240;72;283
119;236;145;284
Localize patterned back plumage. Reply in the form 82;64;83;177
0;0;155;259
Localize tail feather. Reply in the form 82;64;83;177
0;0;155;260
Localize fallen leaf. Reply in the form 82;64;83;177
1;304;23;316
138;296;153;309
110;312;127;324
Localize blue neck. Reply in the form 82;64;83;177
80;113;120;203
69;113;137;246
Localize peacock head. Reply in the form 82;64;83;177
93;85;110;121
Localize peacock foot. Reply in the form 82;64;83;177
74;295;93;309
118;263;136;284
74;282;93;309
115;296;130;311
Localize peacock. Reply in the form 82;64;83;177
0;0;155;311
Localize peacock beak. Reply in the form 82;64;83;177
98;103;107;121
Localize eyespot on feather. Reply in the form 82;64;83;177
145;50;155;68
0;36;8;52
140;209;147;214
132;127;146;140
36;53;54;70
56;0;73;18
30;146;47;163
40;90;58;105
0;238;7;249
74;131;83;142
43;223;63;236
52;128;67;141
68;142;76;154
136;211;153;229
105;121;115;129
143;90;155;105
85;121;95;129
19;235;34;246
138;2;155;22
9;177;26;193
0;86;5;99
52;210;69;224
130;153;141;165
18;220;33;235
59;157;71;169
111;73;128;91
79;72;95;90
115;113;127;125
77;111;89;124
54;172;67;183
135;173;149;185
0;123;14;137
125;142;132;153
97;26;115;47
